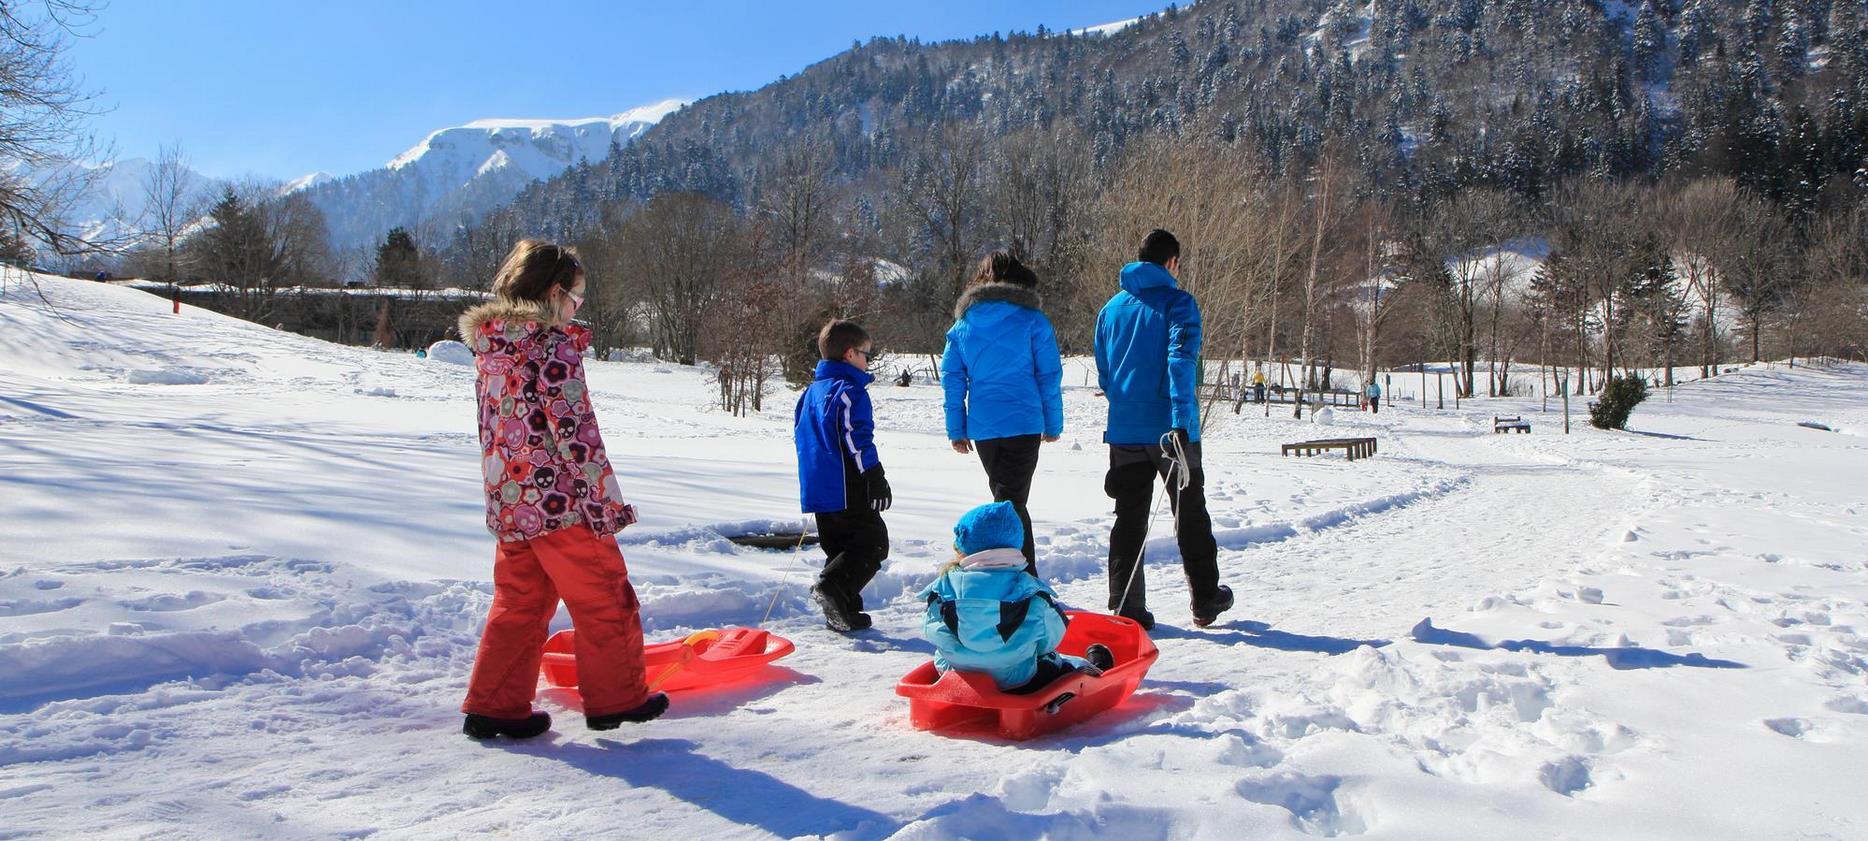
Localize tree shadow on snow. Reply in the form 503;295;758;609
1627;429;1702;441
1411;618;1746;669
555;737;903;840
1151;620;1389;655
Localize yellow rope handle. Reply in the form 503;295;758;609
645;629;724;691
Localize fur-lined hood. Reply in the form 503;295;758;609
459;299;585;354
953;282;1042;319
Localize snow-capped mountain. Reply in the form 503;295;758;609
2;156;218;254
297;98;686;254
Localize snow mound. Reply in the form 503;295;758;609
125;368;210;385
425;340;473;366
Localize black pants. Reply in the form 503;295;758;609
973;434;1041;573
1368;395;1380;413
814;462;889;611
1105;441;1221;615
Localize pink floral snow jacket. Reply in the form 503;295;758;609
460;300;637;543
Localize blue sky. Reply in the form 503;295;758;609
67;1;1166;181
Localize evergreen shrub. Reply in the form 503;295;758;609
1589;375;1649;430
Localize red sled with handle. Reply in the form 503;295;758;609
895;611;1159;741
540;626;795;699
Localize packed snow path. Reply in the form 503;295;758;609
2;273;1864;839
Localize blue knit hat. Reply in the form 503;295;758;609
953;501;1025;555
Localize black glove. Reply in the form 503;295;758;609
863;465;892;513
1166;428;1192;453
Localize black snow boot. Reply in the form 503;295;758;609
462;711;551;740
1084;644;1117;671
811;582;870;632
586;692;669;730
1116;608;1155;632
1191;585;1235;628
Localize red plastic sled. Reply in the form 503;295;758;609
895;611;1160;741
540;626;795;697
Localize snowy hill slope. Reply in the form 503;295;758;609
298;99;685;254
1;271;1866;838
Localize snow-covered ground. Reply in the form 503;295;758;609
2;271;1865;839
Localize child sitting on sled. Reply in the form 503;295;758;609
920;501;1114;693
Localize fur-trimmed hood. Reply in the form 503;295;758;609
953;282;1042;319
459;299;588;355
459;299;553;346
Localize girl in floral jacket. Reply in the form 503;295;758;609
457;239;667;739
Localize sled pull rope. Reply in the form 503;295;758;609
1113;431;1188;618
759;523;813;626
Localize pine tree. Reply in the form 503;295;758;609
1779;6;1811;81
371;227;426;289
1634;1;1668;80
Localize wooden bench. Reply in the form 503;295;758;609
1493;415;1531;434
1281;437;1378;461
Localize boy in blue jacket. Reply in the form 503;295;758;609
921;501;1112;692
1094;229;1234;630
795;319;892;632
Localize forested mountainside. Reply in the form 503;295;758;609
436;0;1865;396
486;0;1866;231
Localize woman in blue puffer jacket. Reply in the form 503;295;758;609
940;251;1065;573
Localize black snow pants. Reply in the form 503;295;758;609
973;434;1042;573
1104;440;1221;616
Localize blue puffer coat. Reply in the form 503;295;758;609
1094;261;1204;444
920;548;1069;690
940;283;1064;442
793;360;880;513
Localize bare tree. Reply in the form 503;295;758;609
1658;178;1741;378
1724;194;1791;364
140;142;203;282
189;182;334;323
1353;200;1403;394
1409;189;1520;398
0;1;109;261
616;193;746;365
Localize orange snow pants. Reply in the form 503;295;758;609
462;525;648;720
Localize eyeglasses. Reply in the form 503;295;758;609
566;290;585;310
852;347;873;360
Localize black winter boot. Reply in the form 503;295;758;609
811;582;868;632
586;692;669;730
462;711;551;740
1192;585;1235;628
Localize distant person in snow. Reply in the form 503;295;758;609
457;239;667;740
795;319;892;632
1252;363;1267;404
940;250;1064;573
1093;229;1233;630
921;501;1113;692
1364;379;1382;414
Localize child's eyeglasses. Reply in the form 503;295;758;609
566;290;585;310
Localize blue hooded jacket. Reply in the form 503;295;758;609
940;282;1065;442
920;548;1069;690
1094;261;1203;444
793;360;881;514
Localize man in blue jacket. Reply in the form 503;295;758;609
795;319;892;632
1094;230;1233;630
